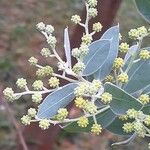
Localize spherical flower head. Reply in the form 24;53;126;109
119;42;129;53
36;22;45;31
139;94;150;105
21;115;31;125
139;50;150;60
77;116;89;128
45;25;54;34
71;15;81;24
92;79;102;90
74;97;87;109
105;75;114;83
3;87;15;102
87;84;99;95
32;93;42;103
56;108;68;121
113;57;124;69
48;77;60;88
133;121;146;137
39;119;50;130
28;108;37;118
79;44;89;58
32;80;43;91
128;28;139;40
28;57;38;66
101;92;112;104
144;116;150;126
72;62;85;74
16;78;27;89
127;109;138;119
47;36;57;48
81;34;93;45
119;115;128;121
74;83;88;97
88;8;98;18
36;66;53;78
72;48;80;58
40;48;51;57
84;101;97;114
137;26;148;37
93;22;102;32
118;73;128;83
87;0;98;7
122;122;134;133
91;123;102;135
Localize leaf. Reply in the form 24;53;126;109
135;0;150;23
105;83;142;115
37;83;78;119
123;47;150;94
64;108;116;133
94;25;119;80
83;39;110;76
64;27;71;68
106;118;134;135
142;104;150;115
124;44;138;63
142;84;150;95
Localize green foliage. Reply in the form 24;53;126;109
105;83;142;115
37;83;78;119
135;0;150;23
95;25;119;80
65;108;116;133
83;39;110;76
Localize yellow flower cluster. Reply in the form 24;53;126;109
28;57;38;65
128;26;148;40
72;62;85;74
36;66;54;78
56;108;68;121
84;101;97;114
101;92;112;104
105;75;114;83
126;109;138;119
32;80;43;91
91;123;102;135
113;57;124;69
3;88;15;102
48;77;60;88
71;15;81;24
21;115;31;125
118;73;128;83
27;108;37;117
139;50;150;60
144;116;150;126
139;94;150;105
93;22;102;32
81;34;93;45
74;97;87;109
77;116;89;128
39;119;50;130
32;93;42;103
16;78;27;89
122;122;134;133
118;115;128;121
87;0;97;7
119;42;129;53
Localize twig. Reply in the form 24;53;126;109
4;101;29;150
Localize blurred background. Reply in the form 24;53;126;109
0;0;150;150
